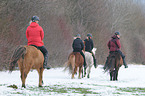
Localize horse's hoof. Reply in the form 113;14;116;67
87;75;90;78
22;85;26;88
39;85;42;87
71;77;75;79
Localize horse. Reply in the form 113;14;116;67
104;51;123;81
9;45;45;88
84;48;97;78
64;52;84;79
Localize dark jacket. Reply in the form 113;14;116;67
72;38;84;52
107;35;121;51
84;38;94;52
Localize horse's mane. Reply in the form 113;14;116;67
9;46;26;72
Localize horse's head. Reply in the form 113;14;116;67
92;48;97;55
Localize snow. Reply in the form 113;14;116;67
0;64;145;96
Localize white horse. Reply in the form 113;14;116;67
84;48;97;78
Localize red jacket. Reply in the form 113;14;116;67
26;22;44;46
107;35;121;51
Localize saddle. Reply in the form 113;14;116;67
30;45;39;49
109;51;119;58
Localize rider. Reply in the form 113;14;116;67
26;16;50;69
84;33;97;68
104;32;128;69
72;34;87;68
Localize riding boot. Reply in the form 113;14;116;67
80;51;87;68
91;52;97;68
123;58;128;68
43;54;51;69
83;57;87;69
117;50;128;68
94;59;97;68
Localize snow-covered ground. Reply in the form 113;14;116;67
0;64;145;96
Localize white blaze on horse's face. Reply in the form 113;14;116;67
92;48;97;55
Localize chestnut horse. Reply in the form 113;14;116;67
65;52;84;79
9;45;44;88
104;52;123;81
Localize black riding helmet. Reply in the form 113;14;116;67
31;16;40;22
87;33;92;37
115;32;120;35
76;34;81;37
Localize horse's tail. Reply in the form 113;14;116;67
105;56;115;72
64;53;75;74
9;46;26;72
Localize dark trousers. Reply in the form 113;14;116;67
117;50;125;58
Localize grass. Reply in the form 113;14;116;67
5;83;99;95
117;87;145;95
3;83;145;96
7;84;18;89
27;84;99;95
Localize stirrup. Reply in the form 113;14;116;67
43;66;51;69
125;66;128;68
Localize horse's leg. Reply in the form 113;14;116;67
113;70;116;81
83;67;86;77
110;70;113;81
82;68;83;78
21;60;32;88
116;70;118;81
87;66;91;78
18;61;27;88
84;67;86;77
19;67;26;88
72;66;77;79
115;69;119;81
78;66;82;79
37;68;44;87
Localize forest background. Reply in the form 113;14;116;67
0;0;145;70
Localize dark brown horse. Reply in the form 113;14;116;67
104;52;123;81
65;52;84;79
9;45;44;88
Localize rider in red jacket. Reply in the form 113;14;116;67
26;21;44;46
26;16;50;69
107;35;121;52
104;32;128;69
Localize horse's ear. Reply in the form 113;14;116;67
92;48;97;54
93;48;97;52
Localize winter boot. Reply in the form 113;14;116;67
80;51;87;69
91;52;97;68
83;59;87;69
43;55;51;69
123;58;128;68
94;58;97;68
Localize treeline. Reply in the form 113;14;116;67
0;0;145;70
